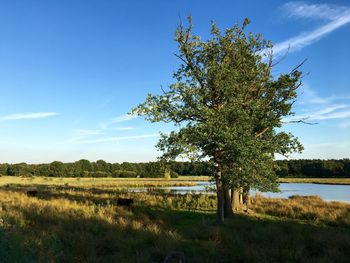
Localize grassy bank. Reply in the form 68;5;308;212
183;176;350;185
2;175;350;185
0;176;197;188
0;181;349;262
278;177;350;185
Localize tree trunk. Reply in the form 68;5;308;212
243;187;251;212
223;184;234;218
231;188;241;212
239;187;243;206
215;168;224;224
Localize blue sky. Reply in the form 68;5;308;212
0;0;349;163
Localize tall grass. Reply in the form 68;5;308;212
0;182;349;262
252;194;350;227
278;177;350;185
0;176;197;187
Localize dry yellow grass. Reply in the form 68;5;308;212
0;176;197;188
278;177;350;185
1;180;349;262
251;194;350;227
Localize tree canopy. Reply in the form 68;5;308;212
135;17;304;222
2;159;350;179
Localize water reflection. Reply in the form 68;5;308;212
128;182;350;203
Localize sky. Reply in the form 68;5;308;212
0;0;349;164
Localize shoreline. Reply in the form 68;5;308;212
278;178;350;185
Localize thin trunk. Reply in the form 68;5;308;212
231;188;241;212
246;193;251;212
243;187;251;212
223;184;233;218
239;187;243;206
215;168;224;224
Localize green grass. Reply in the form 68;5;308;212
278;177;350;185
0;176;198;187
0;179;349;262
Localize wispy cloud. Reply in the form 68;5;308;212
79;133;159;144
284;2;349;21
298;85;350;106
61;129;104;144
311;109;350;121
274;2;350;55
285;84;350;123
99;114;138;129
72;129;102;136
112;114;137;123
313;104;348;116
0;112;58;121
286;103;350;122
113;126;138;131
71;114;140;144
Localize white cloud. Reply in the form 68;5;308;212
285;84;350;123
297;85;350;108
79;133;159;144
284;2;350;21
274;2;350;55
72;129;102;136
111;114;137;123
0;112;58;121
98;114;138;129
312;110;350;120
286;104;350;122
313;104;348;115
72;114;140;143
113;126;137;131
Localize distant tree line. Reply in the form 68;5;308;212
0;160;212;178
276;159;350;178
0;159;349;178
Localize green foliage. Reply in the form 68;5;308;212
113;170;137;178
132;17;303;192
0;159;349;178
276;159;350;178
164;168;171;180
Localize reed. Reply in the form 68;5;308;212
0;181;349;262
0;176;197;187
278;177;350;185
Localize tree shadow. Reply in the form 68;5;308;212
0;198;181;262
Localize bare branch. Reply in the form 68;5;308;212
255;127;269;138
160;85;167;94
291;58;308;73
272;45;290;67
282;117;318;125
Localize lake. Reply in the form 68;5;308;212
132;182;350;203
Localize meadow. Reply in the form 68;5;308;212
0;176;200;188
0;177;349;262
278;177;350;185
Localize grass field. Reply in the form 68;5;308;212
182;176;350;185
2;175;350;186
278;177;350;185
0;177;349;262
0;176;198;188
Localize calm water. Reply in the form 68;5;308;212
132;182;350;203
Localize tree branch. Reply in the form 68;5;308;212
255;127;269;138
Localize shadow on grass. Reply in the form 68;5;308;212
0;184;216;212
0;201;180;262
1;185;350;262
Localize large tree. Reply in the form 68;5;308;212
132;17;303;223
